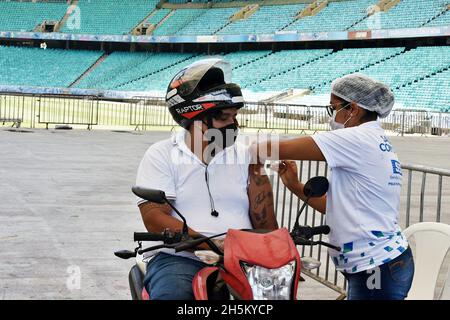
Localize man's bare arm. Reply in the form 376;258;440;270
247;164;278;230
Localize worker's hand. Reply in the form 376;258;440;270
271;161;301;192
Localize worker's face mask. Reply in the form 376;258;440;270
330;106;352;130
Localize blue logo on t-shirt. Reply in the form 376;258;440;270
379;136;393;152
391;160;403;176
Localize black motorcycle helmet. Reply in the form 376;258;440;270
166;58;245;129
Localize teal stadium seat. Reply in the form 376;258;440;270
217;4;307;35
146;9;172;27
350;0;449;30
0;45;103;87
176;8;240;35
152;9;207;36
255;47;404;92
284;0;375;33
0;1;67;31
60;0;158;35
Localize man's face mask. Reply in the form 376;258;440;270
203;110;239;150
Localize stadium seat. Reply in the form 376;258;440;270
60;0;158;35
284;0;375;33
0;2;67;32
350;0;449;30
152;9;207;36
0;45;103;87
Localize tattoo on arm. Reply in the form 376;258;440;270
248;165;278;230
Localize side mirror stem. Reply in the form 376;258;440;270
293;196;311;232
165;198;189;236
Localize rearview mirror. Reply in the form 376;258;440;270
303;177;328;198
132;186;167;204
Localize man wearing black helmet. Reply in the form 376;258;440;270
134;59;278;300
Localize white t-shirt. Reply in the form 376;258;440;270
311;121;408;274
135;129;253;260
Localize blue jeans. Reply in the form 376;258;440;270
343;247;415;300
143;252;207;300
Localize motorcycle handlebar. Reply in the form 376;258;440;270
291;225;330;240
310;225;330;236
294;238;341;252
134;232;165;242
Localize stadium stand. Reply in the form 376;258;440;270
252;47;406;92
357;46;450;91
424;6;450;27
60;0;159;35
232;49;334;89
216;4;307;35
1;44;448;111
0;1;67;32
283;0;375;33
145;9;173;28
350;0;450;30
75;51;157;90
77;52;202;91
394;68;449;111
175;7;240;35
0;0;448;36
152;8;207;36
115;53;206;91
154;0;450;35
0;45;103;87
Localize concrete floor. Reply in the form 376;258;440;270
0;127;449;300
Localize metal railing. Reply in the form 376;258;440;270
270;160;450;299
1;92;449;136
0;94;24;128
37;95;99;129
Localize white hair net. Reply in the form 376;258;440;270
331;73;395;118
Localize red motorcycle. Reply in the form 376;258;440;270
115;176;341;300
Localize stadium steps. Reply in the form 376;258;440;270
69;53;109;88
278;16;299;31
130;7;159;34
113;53;203;90
394;64;450;90
153;9;176;32
213;19;233;35
243;50;333;89
421;5;449;26
311;47;408;92
55;0;78;32
346;12;371;30
231;51;276;70
154;9;209;35
78;52;157;89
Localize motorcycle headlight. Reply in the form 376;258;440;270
241;261;296;300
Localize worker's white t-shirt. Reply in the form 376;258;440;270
135;129;253;260
311;121;408;274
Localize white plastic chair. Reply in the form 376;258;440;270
403;222;450;300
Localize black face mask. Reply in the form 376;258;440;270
203;118;239;152
214;122;239;149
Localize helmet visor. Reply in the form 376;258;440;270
168;58;232;97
